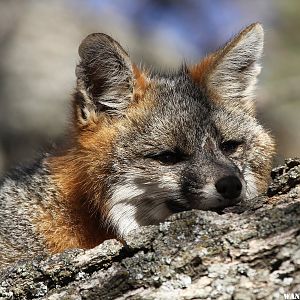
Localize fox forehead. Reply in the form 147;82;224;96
120;72;214;151
146;70;211;113
122;70;255;152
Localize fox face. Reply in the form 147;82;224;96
50;23;275;238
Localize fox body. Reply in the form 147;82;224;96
0;23;275;266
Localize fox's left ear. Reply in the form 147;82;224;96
190;23;264;114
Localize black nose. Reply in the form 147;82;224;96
215;176;242;199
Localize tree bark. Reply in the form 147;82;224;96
0;159;299;300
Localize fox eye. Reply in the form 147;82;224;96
145;151;183;165
220;140;243;155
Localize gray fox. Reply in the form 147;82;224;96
0;23;275;266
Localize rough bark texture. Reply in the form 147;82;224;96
0;159;299;300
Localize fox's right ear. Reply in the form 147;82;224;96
74;33;134;125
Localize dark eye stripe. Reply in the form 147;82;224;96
220;140;243;155
145;150;184;165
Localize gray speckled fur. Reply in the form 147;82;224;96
0;158;56;265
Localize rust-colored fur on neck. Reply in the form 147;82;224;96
40;67;150;253
41;118;117;252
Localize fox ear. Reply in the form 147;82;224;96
74;33;133;124
190;23;264;113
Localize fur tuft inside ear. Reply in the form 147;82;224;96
75;33;134;123
190;23;264;113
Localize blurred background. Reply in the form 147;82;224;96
0;0;299;175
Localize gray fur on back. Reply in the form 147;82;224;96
0;158;54;265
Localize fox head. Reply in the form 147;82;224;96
50;23;275;238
